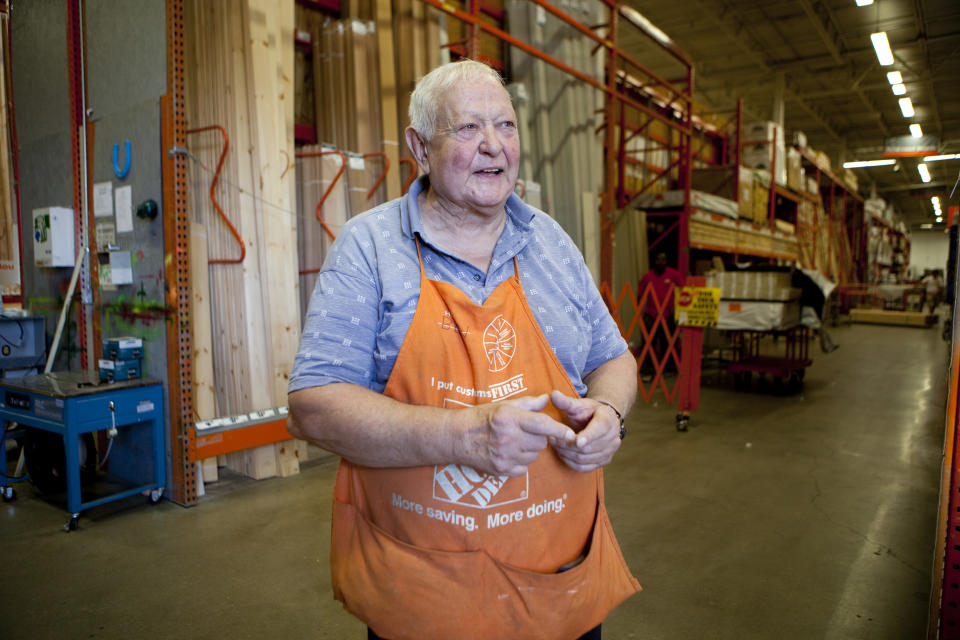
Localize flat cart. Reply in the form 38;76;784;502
728;325;812;392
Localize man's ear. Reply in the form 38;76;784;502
404;126;430;174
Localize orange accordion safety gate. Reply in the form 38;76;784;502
600;276;705;431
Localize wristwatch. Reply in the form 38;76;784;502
594;399;626;440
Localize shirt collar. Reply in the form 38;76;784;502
400;175;534;246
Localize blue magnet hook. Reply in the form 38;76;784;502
112;140;131;179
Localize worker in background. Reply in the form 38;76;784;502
637;251;684;382
287;60;639;640
921;268;945;313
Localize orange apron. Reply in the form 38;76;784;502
330;242;640;640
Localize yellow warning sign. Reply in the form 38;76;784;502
675;287;721;327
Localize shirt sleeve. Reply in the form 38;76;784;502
288;226;382;393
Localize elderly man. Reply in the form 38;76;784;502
288;60;639;640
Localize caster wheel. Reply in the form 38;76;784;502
676;414;689;432
148;488;164;505
2;486;15;502
64;514;79;532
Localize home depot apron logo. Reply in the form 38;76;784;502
432;463;528;508
483;314;516;372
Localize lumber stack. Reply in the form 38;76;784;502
295;7;395;204
183;0;306;480
296;146;351;317
506;1;605;253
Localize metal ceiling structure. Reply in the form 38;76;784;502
618;0;960;228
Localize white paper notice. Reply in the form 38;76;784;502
110;250;133;285
94;182;113;218
115;185;133;233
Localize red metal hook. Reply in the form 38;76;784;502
361;151;390;200
295;149;347;242
185;125;245;264
398;157;418;194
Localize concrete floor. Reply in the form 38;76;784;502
0;321;949;639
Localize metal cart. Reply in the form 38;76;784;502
728;325;812;392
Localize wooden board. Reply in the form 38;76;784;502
849;308;937;327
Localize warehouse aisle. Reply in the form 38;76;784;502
0;322;949;639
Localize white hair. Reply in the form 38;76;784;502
408;60;509;142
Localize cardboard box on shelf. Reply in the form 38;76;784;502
806;176;819;195
753;180;770;224
704;270;799;301
787;148;803;191
691;166;755;220
793;130;807;149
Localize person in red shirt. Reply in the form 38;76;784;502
637;252;684;381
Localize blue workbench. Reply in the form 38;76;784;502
0;371;165;530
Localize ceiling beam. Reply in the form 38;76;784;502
691;0;842;140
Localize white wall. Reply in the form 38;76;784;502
909;229;950;278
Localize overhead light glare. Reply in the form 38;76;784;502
924;154;960;162
899;97;915;117
891;83;907;96
921;223;934;229
886;71;903;84
842;159;896;168
910;124;923;138
937;217;944;223
856;0;874;5
871;32;895;66
918;163;931;183
933;196;942;207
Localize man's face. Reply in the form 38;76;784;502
653;253;667;274
423;77;520;214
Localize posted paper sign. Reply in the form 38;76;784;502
115;185;133;233
675;287;721;327
93;182;113;218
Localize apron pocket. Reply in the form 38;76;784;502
331;499;640;640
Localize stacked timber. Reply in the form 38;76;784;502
183;0;305;480
506;1;605;269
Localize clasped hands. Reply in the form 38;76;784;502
464;390;623;477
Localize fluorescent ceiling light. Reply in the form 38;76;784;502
918;163;931;183
924;154;960;162
933;196;942;207
937;217;944;223
910;124;923;137
871;32;895;66
842;159;896;168
856;0;874;5
922;223;934;229
899;97;915;117
891;83;907;96
886;71;903;84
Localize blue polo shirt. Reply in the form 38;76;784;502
288;176;628;397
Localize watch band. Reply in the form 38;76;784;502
594;399;626;440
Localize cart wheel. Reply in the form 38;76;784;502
676;413;689;432
2;486;15;502
788;372;803;391
798;368;806;381
64;514;79;532
148;488;164;505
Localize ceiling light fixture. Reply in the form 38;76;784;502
937;217;944;223
899;97;915;117
924;154;960;162
921;223;934;229
856;0;874;5
918;163;932;183
886;71;903;84
871;32;895;66
910;124;923;138
842;159;896;168
891;83;907;96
